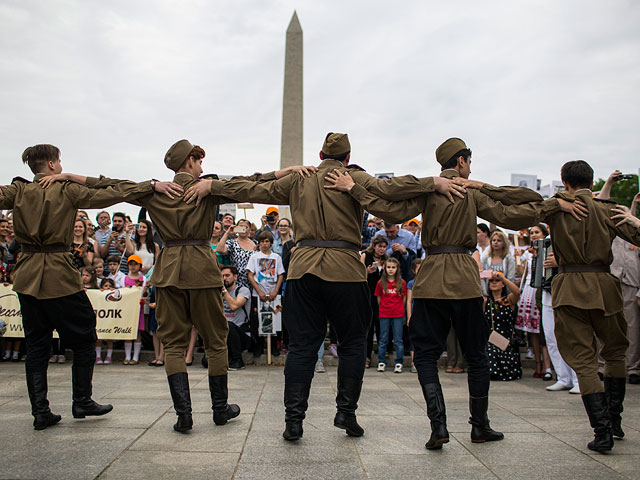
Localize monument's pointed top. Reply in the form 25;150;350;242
287;11;302;33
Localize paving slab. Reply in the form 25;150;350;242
0;362;638;479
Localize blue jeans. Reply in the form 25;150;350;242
378;317;404;365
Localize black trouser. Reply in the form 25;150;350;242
284;275;371;383
366;296;381;361
51;339;65;356
18;291;97;374
410;298;490;398
227;322;250;363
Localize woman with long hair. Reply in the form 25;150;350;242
71;219;94;270
481;230;516;292
125;219;159;274
361;235;388;368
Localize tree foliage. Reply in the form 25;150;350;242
593;175;639;207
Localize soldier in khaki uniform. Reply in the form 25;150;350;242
531;161;639;452
184;133;466;441
0;144;180;430
325;138;585;450
90;139;311;433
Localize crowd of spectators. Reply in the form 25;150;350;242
2;179;640;389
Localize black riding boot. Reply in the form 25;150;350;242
71;365;113;419
582;392;614;452
422;383;449;449
283;382;311;441
469;396;504;443
26;371;61;430
604;377;625;439
334;377;364;437
167;372;193;433
208;375;241;425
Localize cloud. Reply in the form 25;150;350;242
1;0;638;193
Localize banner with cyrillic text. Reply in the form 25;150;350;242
0;285;141;340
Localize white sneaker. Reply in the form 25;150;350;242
546;381;570;391
525;348;534;360
377;363;386;372
314;360;326;373
569;385;580;395
394;363;402;374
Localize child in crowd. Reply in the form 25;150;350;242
80;266;99;290
123;255;147;365
2;265;22;362
96;278;117;364
92;257;105;285
246;231;284;355
146;286;164;366
106;255;125;288
406;258;422;373
375;258;407;373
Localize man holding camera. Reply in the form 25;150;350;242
256;206;280;242
99;211;130;274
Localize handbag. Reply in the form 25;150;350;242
488;298;516;352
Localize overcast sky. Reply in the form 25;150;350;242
1;1;639;223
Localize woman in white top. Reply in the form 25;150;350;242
126;219;159;274
481;230;516;296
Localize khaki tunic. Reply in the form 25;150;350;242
347;169;561;300
0;175;153;299
210;159;436;283
94;171;277;289
545;190;640;316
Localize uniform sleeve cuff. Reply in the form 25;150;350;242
348;183;370;201
210;179;225;195
85;176;104;188
421;177;435;193
542;198;561;214
480;184;498;195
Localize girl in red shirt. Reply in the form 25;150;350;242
374;258;407;373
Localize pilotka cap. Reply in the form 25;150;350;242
435;137;468;167
322;133;351;156
165;139;194;171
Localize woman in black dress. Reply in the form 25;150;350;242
484;271;522;381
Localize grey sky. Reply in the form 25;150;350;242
1;1;639;223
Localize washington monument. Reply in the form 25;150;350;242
280;11;303;168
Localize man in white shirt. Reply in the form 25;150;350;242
221;266;251;370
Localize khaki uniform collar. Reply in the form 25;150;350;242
33;173;47;182
440;169;460;179
574;189;593;198
319;159;345;169
173;172;195;185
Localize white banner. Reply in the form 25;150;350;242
0;285;142;340
258;295;282;336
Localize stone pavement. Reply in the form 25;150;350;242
1;361;639;480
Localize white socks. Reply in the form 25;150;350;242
106;348;113;359
133;342;142;362
95;346;102;358
124;341;132;361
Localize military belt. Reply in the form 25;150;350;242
296;240;360;252
558;264;610;274
163;239;210;247
426;245;473;255
21;243;69;254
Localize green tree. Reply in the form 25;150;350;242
593;175;639;207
